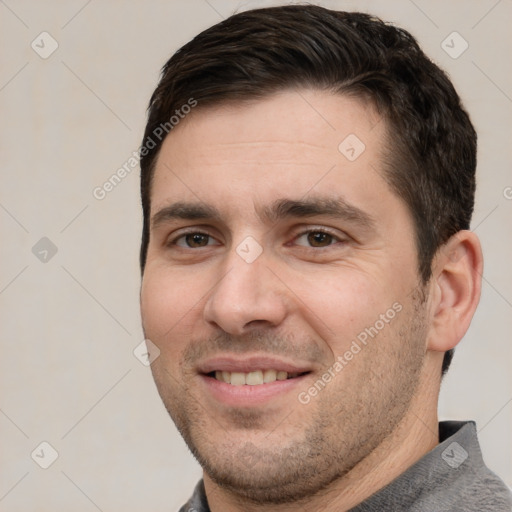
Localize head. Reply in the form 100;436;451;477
139;5;481;505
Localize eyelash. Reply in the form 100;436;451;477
291;227;344;248
170;230;219;248
168;227;345;249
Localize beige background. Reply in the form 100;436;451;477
1;0;511;510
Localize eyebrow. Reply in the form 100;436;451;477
151;202;222;228
260;197;376;230
151;197;376;231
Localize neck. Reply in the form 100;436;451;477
204;360;441;512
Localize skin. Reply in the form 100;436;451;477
140;90;483;511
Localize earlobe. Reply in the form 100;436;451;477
427;230;483;353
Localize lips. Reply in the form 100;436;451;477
197;356;312;387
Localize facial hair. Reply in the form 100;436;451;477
148;287;428;505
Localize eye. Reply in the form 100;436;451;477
294;229;342;248
173;232;219;248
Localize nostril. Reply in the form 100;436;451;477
244;319;273;329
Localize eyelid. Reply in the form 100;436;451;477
166;227;221;247
291;225;348;244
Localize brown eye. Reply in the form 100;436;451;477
184;233;210;247
306;231;334;247
172;232;218;248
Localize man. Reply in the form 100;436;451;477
138;5;511;511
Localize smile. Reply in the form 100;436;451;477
210;369;307;386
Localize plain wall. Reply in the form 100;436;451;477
1;1;511;510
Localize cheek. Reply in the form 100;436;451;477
140;265;205;347
287;268;394;354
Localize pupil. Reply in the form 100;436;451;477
308;232;331;247
187;233;208;247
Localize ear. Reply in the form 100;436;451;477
427;230;483;352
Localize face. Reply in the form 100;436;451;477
140;90;428;504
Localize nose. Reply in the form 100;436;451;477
203;251;288;336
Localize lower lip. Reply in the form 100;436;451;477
199;374;309;407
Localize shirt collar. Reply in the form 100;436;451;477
179;421;491;512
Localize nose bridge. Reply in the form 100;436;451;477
204;245;287;334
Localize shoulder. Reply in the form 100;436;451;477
416;466;512;511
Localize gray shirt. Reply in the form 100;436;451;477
179;421;512;511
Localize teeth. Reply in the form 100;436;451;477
263;369;277;383
246;371;263;386
212;370;303;385
230;372;246;386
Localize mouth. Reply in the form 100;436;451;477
206;369;310;386
197;356;313;406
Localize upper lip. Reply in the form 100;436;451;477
197;355;313;374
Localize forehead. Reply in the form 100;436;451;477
151;89;390;216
